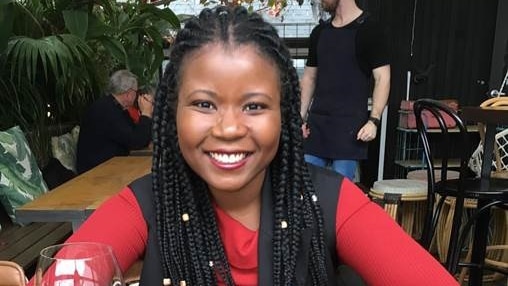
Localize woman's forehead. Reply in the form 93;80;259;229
183;42;277;68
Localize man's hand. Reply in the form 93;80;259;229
357;121;377;142
138;93;154;118
302;122;310;139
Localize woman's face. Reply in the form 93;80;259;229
176;44;281;195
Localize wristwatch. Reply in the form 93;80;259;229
368;116;380;128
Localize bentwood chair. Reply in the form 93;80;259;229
124;259;143;285
0;261;26;286
413;99;508;278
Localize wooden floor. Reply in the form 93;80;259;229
477;277;507;286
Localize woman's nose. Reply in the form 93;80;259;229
211;108;248;139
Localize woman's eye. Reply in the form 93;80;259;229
244;103;266;111
193;101;215;110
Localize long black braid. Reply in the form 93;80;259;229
151;5;329;285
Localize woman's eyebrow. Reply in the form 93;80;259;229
243;92;273;100
182;89;217;99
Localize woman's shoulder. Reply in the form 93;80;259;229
307;163;344;186
306;164;370;222
307;164;344;198
127;174;154;219
306;164;343;214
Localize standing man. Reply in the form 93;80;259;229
300;0;390;180
76;70;153;174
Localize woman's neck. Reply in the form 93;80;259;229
209;173;265;230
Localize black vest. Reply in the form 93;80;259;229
130;164;344;285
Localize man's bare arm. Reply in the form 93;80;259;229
300;66;317;120
370;64;390;120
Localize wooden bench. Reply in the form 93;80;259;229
0;124;78;278
0;157;75;278
0;205;72;278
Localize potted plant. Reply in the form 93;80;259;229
0;0;179;166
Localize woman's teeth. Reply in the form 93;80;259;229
209;152;247;164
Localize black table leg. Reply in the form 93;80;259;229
468;124;496;286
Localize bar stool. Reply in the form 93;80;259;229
413;98;508;281
406;169;460;182
436;198;508;284
369;179;427;238
435;198;478;263
406;169;461;250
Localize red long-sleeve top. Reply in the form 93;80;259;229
64;179;458;285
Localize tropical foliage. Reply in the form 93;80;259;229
0;0;179;165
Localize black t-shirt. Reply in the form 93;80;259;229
306;14;390;74
303;13;390;160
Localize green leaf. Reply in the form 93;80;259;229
6;34;91;86
118;10;129;27
62;9;89;39
98;36;127;63
0;77;44;132
144;25;163;48
148;44;164;79
0;1;14;51
6;38;20;79
86;14;110;39
97;0;116;19
142;5;180;29
126;12;151;29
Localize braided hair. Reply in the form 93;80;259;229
151;5;329;285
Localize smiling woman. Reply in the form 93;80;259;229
176;44;281;197
49;5;459;286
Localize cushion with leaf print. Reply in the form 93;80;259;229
0;126;48;224
51;125;80;173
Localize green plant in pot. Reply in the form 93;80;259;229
0;0;101;166
81;0;179;88
0;0;180;166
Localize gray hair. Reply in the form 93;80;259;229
108;70;138;95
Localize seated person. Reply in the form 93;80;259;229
76;70;153;174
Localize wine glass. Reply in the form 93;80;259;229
35;242;124;286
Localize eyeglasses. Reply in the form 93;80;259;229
127;88;139;96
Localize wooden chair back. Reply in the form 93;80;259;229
0;261;26;286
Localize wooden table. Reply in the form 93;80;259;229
461;106;508;285
15;156;151;231
129;143;153;156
